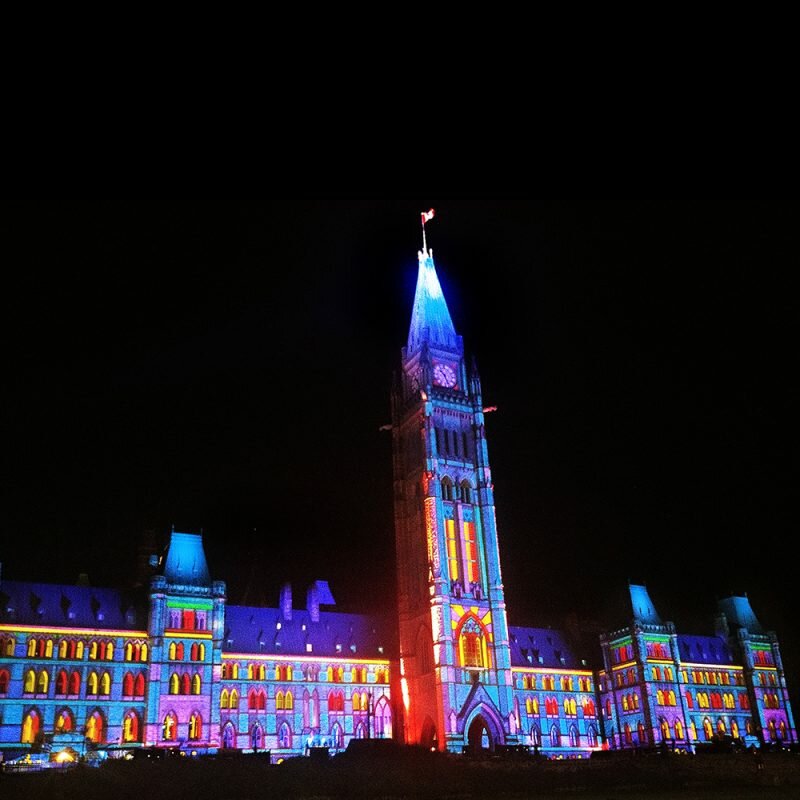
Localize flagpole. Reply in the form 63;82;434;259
422;217;427;254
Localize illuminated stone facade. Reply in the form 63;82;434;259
0;237;795;762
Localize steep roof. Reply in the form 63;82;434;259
509;625;586;670
718;595;764;634
0;579;146;630
677;634;736;666
223;605;389;659
407;250;458;355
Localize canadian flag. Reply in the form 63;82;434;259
421;208;435;224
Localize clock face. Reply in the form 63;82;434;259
433;363;457;388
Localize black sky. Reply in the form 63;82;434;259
2;199;798;697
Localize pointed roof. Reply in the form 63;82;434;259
629;584;663;625
718;595;763;634
407;249;458;354
163;531;211;587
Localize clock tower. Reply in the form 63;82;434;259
391;240;518;752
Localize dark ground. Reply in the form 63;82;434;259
1;750;798;800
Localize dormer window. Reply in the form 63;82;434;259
350;644;357;653
336;644;342;653
306;643;313;653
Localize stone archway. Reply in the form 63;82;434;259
420;716;438;750
467;714;494;754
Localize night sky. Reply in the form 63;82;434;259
3;199;798;699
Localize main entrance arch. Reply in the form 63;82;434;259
467;714;494;754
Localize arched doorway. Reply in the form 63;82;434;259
420;717;438;750
467;715;493;754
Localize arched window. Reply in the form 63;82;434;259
220;689;230;709
569;725;579;747
123;672;134;697
731;719;739;739
622;695;629;712
45;640;53;658
284;690;294;710
278;722;292;749
189;712;202;740
192;674;201;695
76;641;84;659
222;722;236;749
703;718;713;740
21;709;41;743
36;670;48;694
441;476;454;501
163;712;177;741
550;724;561;747
182;673;191;695
170;673;179;695
660;718;670;741
656;689;665;705
717;719;726;733
105;642;114;661
674;719;684;739
251;723;264;750
86;710;105;743
331;722;344;749
123;711;141;742
355;721;367;739
2;636;14;656
56;669;68;695
685;691;694;709
587;725;598;747
531;725;542;746
458;616;488;669
191;643;199;661
70;671;81;695
125;643;133;661
276;690;285;710
583;700;596;717
87;671;98;695
55;708;74;732
0;669;9;694
230;689;239;709
134;673;145;697
637;722;647;744
169;642;177;660
374;696;392;738
141;643;148;661
59;640;68;659
100;672;111;695
459;480;472;503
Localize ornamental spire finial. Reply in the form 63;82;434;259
420;208;435;255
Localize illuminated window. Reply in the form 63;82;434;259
632;693;640;710
134;673;145;697
329;690;344;712
331;721;344;748
463;521;480;584
583;700;596;717
86;710;105;743
70;671;81;694
125;643;133;661
531;725;542;747
189;712;202;740
27;638;36;658
587;725;598;747
1;636;14;656
703;718;713;740
100;672;111;696
123;672;134;697
685;692;693;709
170;673;180;695
169;642;177;660
76;641;84;659
660;718;670;741
550;725;561;747
459;480;472;503
55;708;74;732
21;710;41;744
458;617;487;669
656;690;664;705
89;641;98;661
446;518;460;581
182;610;196;630
141;643;148;661
0;669;9;694
278;722;292;749
122;710;140;742
276;690;285;710
569;725;579;747
441;476;454;501
674;719;684;739
731;719;739;739
192;674;201;695
352;692;361;712
221;689;230;709
284;690;294;710
230;689;239;709
87;671;98;695
163;712;177;741
637;722;647;744
622;695;629;712
182;673;191;695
